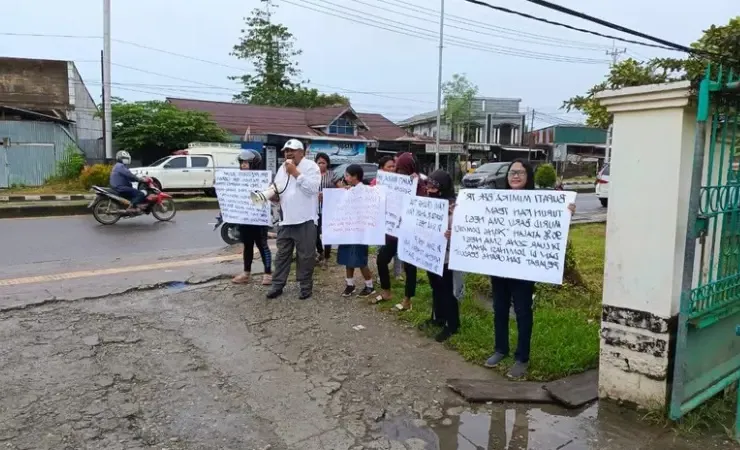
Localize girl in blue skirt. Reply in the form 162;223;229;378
336;164;376;298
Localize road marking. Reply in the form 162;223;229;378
0;254;241;287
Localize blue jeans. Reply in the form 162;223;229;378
115;186;146;207
491;276;535;363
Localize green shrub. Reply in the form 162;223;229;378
562;239;584;286
534;163;557;188
55;145;86;180
79;164;112;189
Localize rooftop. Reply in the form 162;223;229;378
167;98;415;142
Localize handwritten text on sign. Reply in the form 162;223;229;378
448;189;577;284
398;229;447;276
321;186;386;246
375;171;418;237
400;195;449;233
214;169;272;226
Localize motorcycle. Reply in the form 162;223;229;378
211;204;281;245
88;178;177;225
212;214;241;245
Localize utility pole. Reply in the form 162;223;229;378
103;0;113;160
100;50;107;159
527;109;535;161
433;0;445;170
605;40;626;65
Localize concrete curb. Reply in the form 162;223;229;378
0;191;208;203
0;198;219;219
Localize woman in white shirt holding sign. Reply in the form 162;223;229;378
484;159;575;379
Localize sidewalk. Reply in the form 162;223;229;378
0;191;205;203
0;198;219;219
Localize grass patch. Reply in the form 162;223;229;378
2;180;88;195
381;223;606;382
641;390;738;438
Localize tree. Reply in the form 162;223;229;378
562;59;673;128
442;73;478;141
231;0;348;108
563;17;740;129
111;101;229;161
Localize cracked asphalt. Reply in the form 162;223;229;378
0;208;736;450
0;275;495;450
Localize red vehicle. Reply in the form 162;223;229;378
88;178;177;225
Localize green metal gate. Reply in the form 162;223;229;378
671;66;740;438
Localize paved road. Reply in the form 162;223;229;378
0;194;604;268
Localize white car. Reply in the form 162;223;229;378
130;147;242;196
595;163;610;207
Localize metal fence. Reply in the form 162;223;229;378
0;143;63;188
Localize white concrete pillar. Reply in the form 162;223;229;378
595;81;697;408
493;127;499;144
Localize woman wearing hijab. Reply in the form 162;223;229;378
423;169;460;342
375;152;426;311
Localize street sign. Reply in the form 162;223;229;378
425;143;465;154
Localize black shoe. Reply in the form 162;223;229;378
299;291;312;300
434;328;456;343
357;286;375;297
342;285;356;297
266;288;283;299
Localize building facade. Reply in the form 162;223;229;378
398;97;527;147
167;98;461;175
0;57;103;187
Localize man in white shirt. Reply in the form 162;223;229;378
267;139;322;300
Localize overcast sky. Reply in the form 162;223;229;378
2;0;735;129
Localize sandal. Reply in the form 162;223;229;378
369;294;390;305
394;299;413;311
232;272;250;284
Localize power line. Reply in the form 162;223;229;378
461;0;680;51
278;0;609;64
1;31;436;105
370;0;613;51
518;0;695;53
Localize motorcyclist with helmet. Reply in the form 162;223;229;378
231;150;273;286
109;150;149;213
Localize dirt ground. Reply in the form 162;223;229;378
0;264;736;450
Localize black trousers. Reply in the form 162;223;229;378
491;276;535;363
239;225;272;274
376;236;417;297
316;214;331;259
427;266;459;332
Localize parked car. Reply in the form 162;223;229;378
330;163;378;186
461;162;511;189
595;163;610;207
129;147;242;196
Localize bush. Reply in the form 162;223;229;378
55;145;86;180
79;164;112;189
534;163;557;188
562;239;584;286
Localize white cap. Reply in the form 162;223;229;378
282;139;304;151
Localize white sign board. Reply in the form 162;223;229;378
449;189;577;284
400;195;450;233
265;146;277;175
375;171;418;237
398;195;450;276
398;229;448;276
321;186;386;246
214;169;272;226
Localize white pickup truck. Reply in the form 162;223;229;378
130;145;243;196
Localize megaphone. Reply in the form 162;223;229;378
250;183;278;204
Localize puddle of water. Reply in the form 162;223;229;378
165;281;187;290
382;402;736;450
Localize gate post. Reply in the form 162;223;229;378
594;81;694;408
